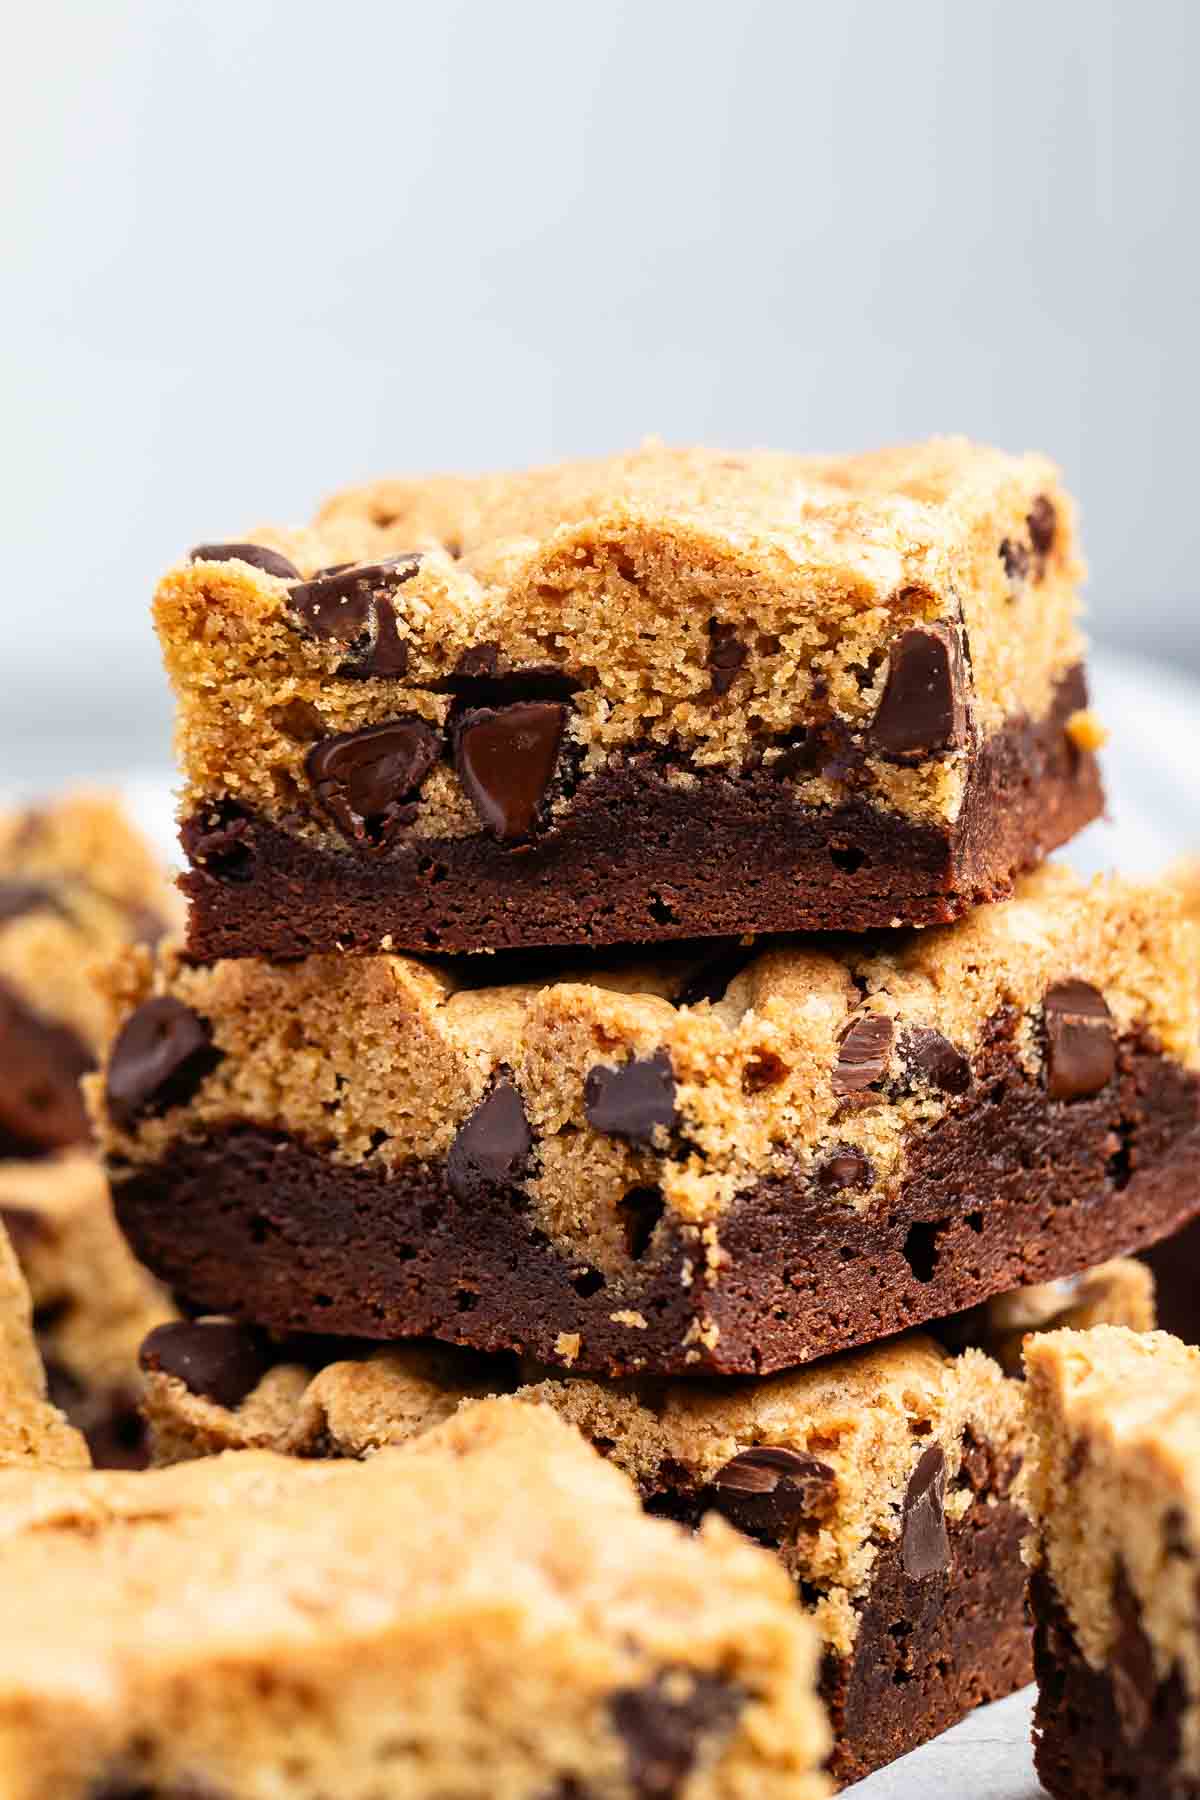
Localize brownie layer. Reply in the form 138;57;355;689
111;1023;1200;1375
1142;1218;1200;1345
179;666;1101;957
1032;1568;1198;1799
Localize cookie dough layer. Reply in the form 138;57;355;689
0;793;175;1157
139;1263;1150;1787
1025;1327;1200;1796
0;1401;831;1800
160;439;1098;953
0;1217;89;1470
0;1152;173;1467
93;870;1200;1375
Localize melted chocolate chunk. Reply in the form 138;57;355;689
180;805;256;884
306;718;442;851
816;1146;874;1191
1027;494;1057;559
188;542;300;580
832;1014;894;1096
900;1027;972;1096
105;997;222;1132
999;537;1031;585
710;1446;835;1542
140;1319;275;1410
453;701;566;841
707;621;748;697
1043;979;1115;1102
611;1670;744;1798
288;554;422;676
446;1080;534;1201
0;981;93;1153
902;1442;949;1578
870;623;967;760
0;879;62;923
453;641;501;679
584;1050;677;1145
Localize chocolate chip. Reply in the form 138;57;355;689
446;1080;534;1201
453;641;501;679
611;1671;744;1798
711;1446;835;1542
0;879;62;924
1027;494;1057;558
900;1027;971;1096
901;1442;949;1578
180;805;256;884
139;1319;275;1410
105;997;221;1132
188;542;301;580
0;981;93;1153
453;701;566;841
306;718;442;851
816;1146;874;1191
832;1014;894;1096
999;537;1031;585
673;945;756;1010
585;1050;677;1145
288;554;422;676
870;622;967;760
1043;980;1115;1101
707;621;748;697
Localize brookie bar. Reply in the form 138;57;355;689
160;439;1103;956
92;867;1200;1376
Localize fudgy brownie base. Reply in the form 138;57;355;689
179;667;1101;957
1032;1568;1198;1799
111;1024;1200;1375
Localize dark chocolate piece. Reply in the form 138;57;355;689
139;1319;275;1410
1028;495;1057;559
816;1147;874;1191
306;719;442;851
611;1671;743;1797
453;701;566;840
446;1081;534;1201
902;1443;949;1578
1043;979;1115;1102
707;622;748;697
900;1027;971;1096
672;945;757;1010
1000;537;1031;585
288;555;422;676
710;1446;835;1541
180;664;1102;956
105;997;221;1132
188;542;301;580
584;1050;677;1145
180;807;256;884
0;980;93;1154
870;623;967;760
832;1014;894;1096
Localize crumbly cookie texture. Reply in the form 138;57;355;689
0;1220;89;1470
1025;1326;1200;1778
0;1400;831;1800
159;438;1085;850
0;1151;173;1465
92;866;1199;1244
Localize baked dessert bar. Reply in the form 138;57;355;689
93;867;1200;1375
0;1399;831;1799
0;792;174;1158
1025;1326;1200;1798
138;1265;1146;1788
0;1215;89;1470
161;439;1102;956
0;1151;172;1466
934;1255;1155;1376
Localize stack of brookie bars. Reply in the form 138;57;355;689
3;439;1200;1799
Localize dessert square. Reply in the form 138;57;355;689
0;1215;89;1471
0;1400;830;1798
0;1151;173;1466
160;439;1102;956
1025;1325;1200;1799
138;1259;1152;1789
91;868;1200;1375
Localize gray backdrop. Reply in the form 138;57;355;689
5;0;1198;783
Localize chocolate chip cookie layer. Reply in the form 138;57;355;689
91;867;1200;1375
0;1400;831;1799
138;1264;1152;1788
0;793;176;1158
161;439;1101;954
0;1213;89;1470
1025;1327;1200;1798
